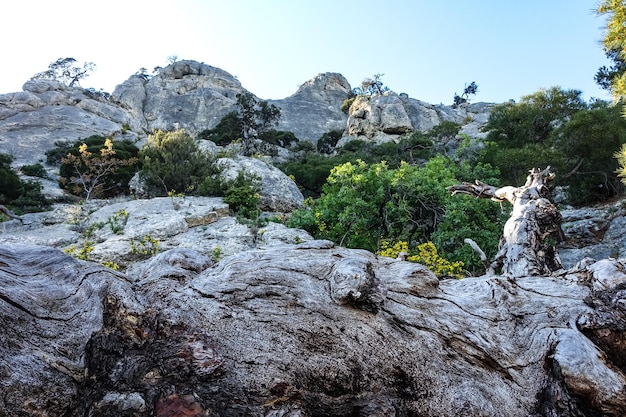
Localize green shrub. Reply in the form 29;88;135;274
20;163;47;178
317;130;343;154
0;153;50;214
288;155;505;275
55;135;139;198
222;171;261;219
139;129;218;196
198;111;241;145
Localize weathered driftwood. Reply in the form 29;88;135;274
1;242;625;416
448;166;564;277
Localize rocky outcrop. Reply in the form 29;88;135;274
0;80;137;167
0;197;312;270
1;241;625;416
217;156;304;212
559;199;626;268
271;72;352;142
342;91;494;146
113;61;246;136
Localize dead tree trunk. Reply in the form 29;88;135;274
448;166;563;277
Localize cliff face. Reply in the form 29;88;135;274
0;60;492;168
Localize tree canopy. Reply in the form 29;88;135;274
30;57;96;87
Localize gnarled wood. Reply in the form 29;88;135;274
448;167;564;277
2;243;625;416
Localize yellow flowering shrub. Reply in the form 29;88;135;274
377;240;465;279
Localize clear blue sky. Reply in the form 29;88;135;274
1;0;613;104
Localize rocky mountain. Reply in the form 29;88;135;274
0;59;491;168
1;59;626;415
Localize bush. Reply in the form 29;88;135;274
198;111;241;145
480;92;626;205
60;137;139;199
20;163;47;178
287;155;505;275
0;153;50;214
222;171;261;219
54;135;139;199
317;130;343;154
139;129;219;196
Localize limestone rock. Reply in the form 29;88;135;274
342;92;493;147
559;199;626;268
0;81;138;167
113;60;245;136
272;72;351;142
218;156;304;212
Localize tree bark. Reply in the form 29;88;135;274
2;242;625;416
448;166;564;277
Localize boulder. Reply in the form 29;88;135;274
218;156;304;212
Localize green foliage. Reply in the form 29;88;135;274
317;130;343;154
222;171;261;219
56;135;139;199
0;153;50;214
107;209;129;234
616;143;626;185
20;163;47;178
554;102;626;204
139;129;218;196
259;130;299;148
198;111;241;145
597;1;626;100
278;129;438;198
211;246;223;262
288;155;505;275
236;91;281;156
479;87;625;205
340;97;356;114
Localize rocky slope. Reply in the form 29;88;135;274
0;60;491;169
1;59;626;416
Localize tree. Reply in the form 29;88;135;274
235;92;281;156
479;87;592;194
353;73;390;96
596;1;626;184
448;167;563;277
287;155;504;274
61;137;138;200
453;81;479;107
31;57;96;87
596;0;626;100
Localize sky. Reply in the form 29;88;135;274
0;0;614;105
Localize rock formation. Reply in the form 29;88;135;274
271;72;352;143
0;60;494;170
342;91;494;146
